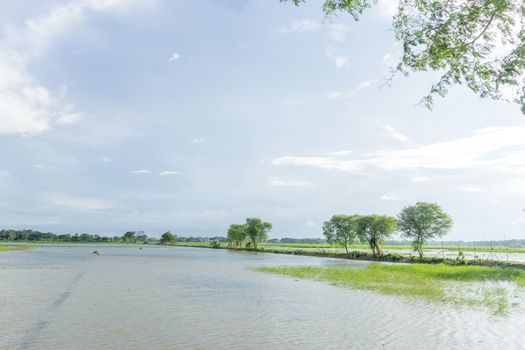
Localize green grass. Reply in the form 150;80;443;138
256;264;525;315
0;245;32;252
263;242;525;253
174;242;214;247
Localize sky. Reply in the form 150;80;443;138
1;0;524;240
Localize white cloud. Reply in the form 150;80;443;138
158;170;181;176
0;0;154;136
101;157;113;162
305;220;315;227
385;124;410;142
458;186;482;193
46;192;114;210
275;18;321;34
333;56;348;68
326;150;353;157
381;193;398;200
325;79;376;99
168;52;180;62
132;169;151;174
358;80;376;89
33;164;44;168
0;170;9;177
273;126;525;176
411;176;429;183
275;20;351;42
268;177;314;187
190;137;206;144
377;0;398;18
326;23;352;42
325;49;348;68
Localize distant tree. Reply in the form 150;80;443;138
245;217;272;249
398;202;453;259
322;215;358;253
227;224;247;248
356;215;398;256
122;231;137;243
136;233;149;243
210;240;221;248
160;231;177;245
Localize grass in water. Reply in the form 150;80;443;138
0;245;32;252
256;264;525;315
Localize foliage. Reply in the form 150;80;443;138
227;224;247;248
257;263;525;314
0;229;141;243
244;217;272;249
355;215;398;256
322;214;359;253
210;240;221;248
160;231;177;245
398;202;453;259
282;0;525;112
122;231;137;243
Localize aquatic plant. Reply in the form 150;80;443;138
256;264;525;315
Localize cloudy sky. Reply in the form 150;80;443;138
1;0;524;240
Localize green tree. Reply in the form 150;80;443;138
160;231;177;245
245;217;272;249
136;233;149;243
122;231;136;243
398;202;453;259
322;214;358;253
227;224;247;248
282;0;525;112
356;215;398;256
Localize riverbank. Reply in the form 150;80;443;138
174;242;525;269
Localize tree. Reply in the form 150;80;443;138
322;215;358;253
245;217;272;249
355;215;398;256
136;233;149;243
227;224;247;248
122;231;137;243
282;0;525;113
398;202;453;259
160;231;177;245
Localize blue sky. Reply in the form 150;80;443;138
1;0;525;240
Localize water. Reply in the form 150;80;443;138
1;245;524;349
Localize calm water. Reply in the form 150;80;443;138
1;245;524;349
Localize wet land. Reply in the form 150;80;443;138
1;244;524;349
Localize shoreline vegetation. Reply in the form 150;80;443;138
2;240;525;267
172;242;525;269
0;245;32;252
255;264;525;315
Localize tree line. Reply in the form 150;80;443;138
323;202;453;259
0;230;151;243
227;202;453;259
227;218;273;249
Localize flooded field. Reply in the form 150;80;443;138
1;245;524;349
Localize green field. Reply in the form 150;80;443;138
256;264;525;315
175;241;525;254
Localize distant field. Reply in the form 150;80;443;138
263;242;525;254
174;241;525;254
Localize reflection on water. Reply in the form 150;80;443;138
1;245;524;349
